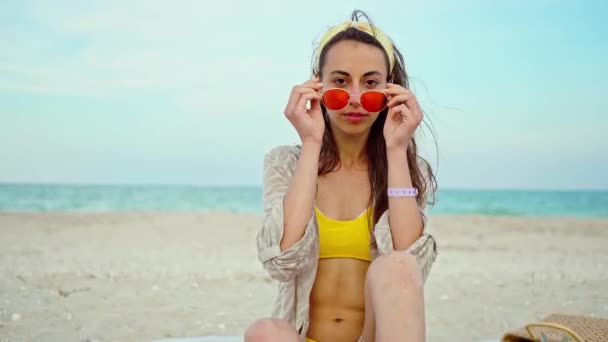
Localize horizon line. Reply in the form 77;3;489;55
1;181;607;192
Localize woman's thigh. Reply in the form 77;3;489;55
360;251;426;342
244;318;301;342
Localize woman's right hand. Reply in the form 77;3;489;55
283;77;325;145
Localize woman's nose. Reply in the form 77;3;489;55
349;85;362;96
348;87;362;106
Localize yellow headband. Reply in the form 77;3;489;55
314;20;396;74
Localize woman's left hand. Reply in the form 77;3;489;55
382;83;424;150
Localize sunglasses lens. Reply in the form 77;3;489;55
360;91;388;112
322;89;349;110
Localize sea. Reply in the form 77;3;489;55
0;183;607;217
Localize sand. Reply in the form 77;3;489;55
0;212;607;342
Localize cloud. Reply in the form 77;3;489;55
0;0;315;97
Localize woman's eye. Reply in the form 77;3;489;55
366;80;379;86
333;78;346;85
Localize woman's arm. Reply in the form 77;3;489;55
373;208;437;283
373;149;438;283
386;147;425;250
280;141;321;250
256;143;320;282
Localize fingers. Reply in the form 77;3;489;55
389;103;412;122
295;91;321;116
386;93;412;109
384;84;419;114
284;78;323;118
390;102;424;125
285;87;317;118
384;83;404;92
309;92;322;114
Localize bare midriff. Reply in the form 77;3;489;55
307;258;370;342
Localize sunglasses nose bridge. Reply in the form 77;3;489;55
349;85;362;97
347;93;363;109
348;86;363;102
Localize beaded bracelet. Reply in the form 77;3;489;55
387;187;418;197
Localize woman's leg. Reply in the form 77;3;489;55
359;271;376;342
361;251;426;342
244;318;301;342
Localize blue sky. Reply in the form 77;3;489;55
1;0;606;189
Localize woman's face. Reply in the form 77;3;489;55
320;39;389;135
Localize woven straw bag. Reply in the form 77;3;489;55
501;313;608;342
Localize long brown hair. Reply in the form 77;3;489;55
302;10;438;232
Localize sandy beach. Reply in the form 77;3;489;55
0;212;606;342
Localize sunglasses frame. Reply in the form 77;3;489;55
320;87;389;113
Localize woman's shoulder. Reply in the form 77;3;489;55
264;143;303;162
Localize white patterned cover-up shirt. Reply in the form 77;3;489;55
256;144;438;340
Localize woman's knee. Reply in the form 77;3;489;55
244;318;295;342
367;251;423;290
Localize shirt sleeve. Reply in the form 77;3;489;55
256;145;317;282
373;206;438;284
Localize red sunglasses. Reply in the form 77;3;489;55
321;88;388;113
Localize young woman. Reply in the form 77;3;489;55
245;10;438;342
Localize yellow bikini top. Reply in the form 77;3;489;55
314;205;373;262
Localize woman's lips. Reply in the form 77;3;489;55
344;113;367;122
